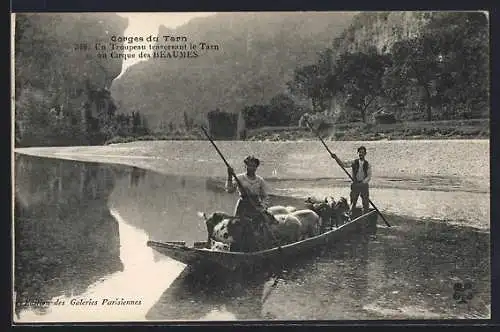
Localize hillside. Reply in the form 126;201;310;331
14;13;128;146
110;12;356;129
14;12;487;147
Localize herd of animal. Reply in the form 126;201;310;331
198;196;352;253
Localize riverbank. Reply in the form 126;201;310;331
245;119;490;142
15;139;490;230
101;119;489;144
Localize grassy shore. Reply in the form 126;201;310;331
245;119;489;141
104;119;489;144
105;133;203;145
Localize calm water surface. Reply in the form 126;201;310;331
14;140;490;322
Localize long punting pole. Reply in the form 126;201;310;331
304;119;391;227
200;126;284;302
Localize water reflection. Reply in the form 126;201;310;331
14;154;491;322
108;171;239;245
146;238;370;321
146;267;269;321
130;167;147;187
14;155;124;319
256;237;374;320
14;155;185;322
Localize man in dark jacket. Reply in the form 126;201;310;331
332;146;372;214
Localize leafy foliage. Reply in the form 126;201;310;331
287;11;489;123
287;64;331;112
207;109;239;139
241;93;308;128
328;47;391;122
384;36;442;121
15;12;489;145
382;12;489;121
14;13;149;147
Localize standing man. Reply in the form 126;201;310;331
332;146;372;214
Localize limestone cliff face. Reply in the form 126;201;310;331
332;11;433;56
14;13;128;146
293;12;436;120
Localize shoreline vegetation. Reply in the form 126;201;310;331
104;119;489;144
14;13;489;149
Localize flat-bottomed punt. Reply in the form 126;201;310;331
147;209;378;271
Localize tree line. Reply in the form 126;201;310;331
15;12;489;146
287;12;489;124
114;12;489;141
15;86;151;147
210;12;488;132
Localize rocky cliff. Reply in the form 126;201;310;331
331;12;433;57
14;13;128;146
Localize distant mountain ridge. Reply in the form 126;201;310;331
110;12;357;129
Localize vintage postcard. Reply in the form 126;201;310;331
12;11;491;323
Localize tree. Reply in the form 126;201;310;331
327;48;391;122
316;48;335;112
241;104;270;129
384;12;489;121
287;63;331;112
240;94;306;128
425;12;489;119
141;115;149;134
15;87;53;146
385;37;441;121
207;109;238;139
115;114;131;136
183;111;195;130
131;111;141;134
268;93;307;126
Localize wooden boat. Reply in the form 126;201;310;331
147;209;378;272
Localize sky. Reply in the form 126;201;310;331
115;13;216;74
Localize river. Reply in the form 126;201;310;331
13;139;490;322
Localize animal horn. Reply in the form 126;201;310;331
197;211;207;220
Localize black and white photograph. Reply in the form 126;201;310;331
12;11;490;323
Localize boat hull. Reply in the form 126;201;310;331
147;210;378;271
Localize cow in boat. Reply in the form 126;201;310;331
198;206;320;252
198;197;351;252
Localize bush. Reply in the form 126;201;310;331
364;123;374;130
105;136;135;145
422;127;437;135
336;123;350;131
208;109;238;139
375;114;396;124
334;131;345;139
